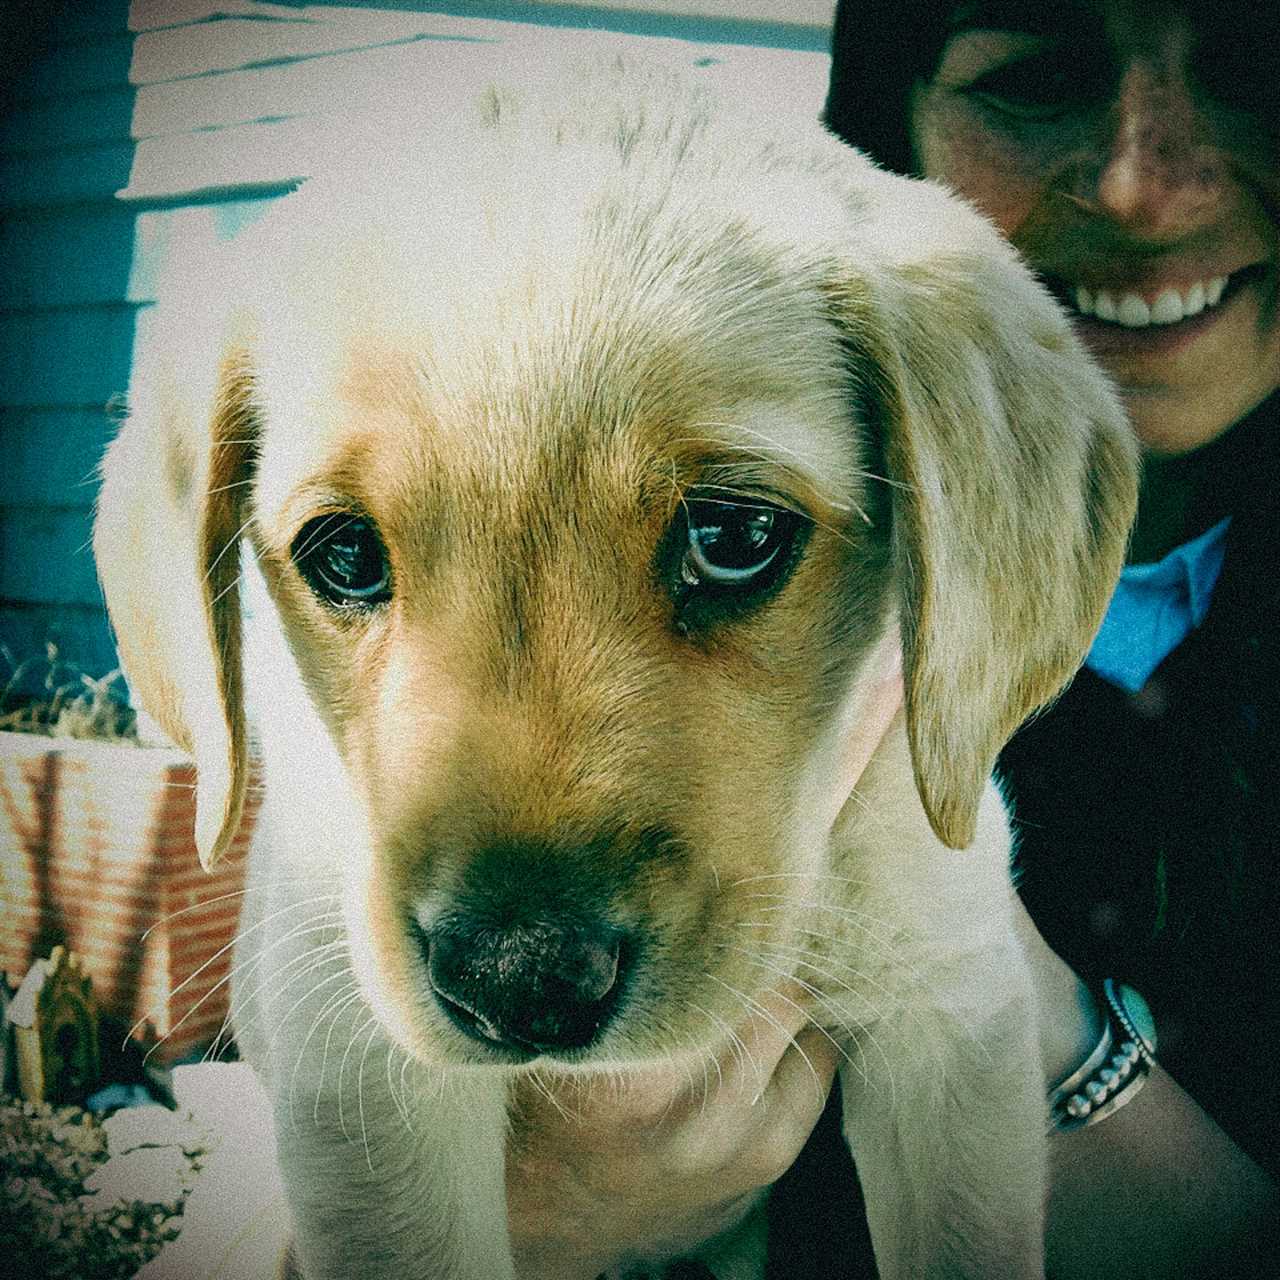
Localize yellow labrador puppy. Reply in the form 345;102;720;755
96;62;1136;1280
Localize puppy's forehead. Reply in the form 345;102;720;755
251;143;862;523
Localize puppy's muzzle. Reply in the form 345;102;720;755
421;915;629;1056
405;831;679;1059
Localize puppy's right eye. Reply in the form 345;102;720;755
291;514;391;608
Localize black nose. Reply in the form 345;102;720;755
423;918;628;1056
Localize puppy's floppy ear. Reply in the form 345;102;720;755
830;175;1138;849
95;315;258;870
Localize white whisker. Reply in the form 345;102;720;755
687;1000;750;1098
314;991;366;1127
357;1021;381;1171
337;1011;377;1143
129;894;340;1054
284;976;362;1127
204;514;256;583
703;973;819;1098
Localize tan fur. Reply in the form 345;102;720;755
95;61;1136;1280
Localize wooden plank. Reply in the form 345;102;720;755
121;116;312;199
127;1;833;49
0;206;138;308
424;1;833;49
23;0;135;41
124;0;834;37
0;141;137;207
0;408;115;507
0;87;136;157
8;32;136;104
128;12;486;84
0;304;137;406
129;32;504;137
129;0;302;32
0;507;102;606
535;0;833;24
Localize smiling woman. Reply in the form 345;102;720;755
797;2;1280;1276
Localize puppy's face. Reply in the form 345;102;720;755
247;207;893;1067
96;70;1136;1077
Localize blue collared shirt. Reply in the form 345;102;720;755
1085;517;1232;693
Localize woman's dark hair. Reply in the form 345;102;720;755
824;0;1280;176
822;0;956;176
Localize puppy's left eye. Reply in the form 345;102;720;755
680;499;797;588
291;514;391;608
665;495;805;632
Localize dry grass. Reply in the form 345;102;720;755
0;645;138;743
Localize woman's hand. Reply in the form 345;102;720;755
509;897;1277;1280
505;984;841;1280
1013;898;1279;1279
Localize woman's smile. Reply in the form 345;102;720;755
1043;261;1273;364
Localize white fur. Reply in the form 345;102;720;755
96;61;1137;1280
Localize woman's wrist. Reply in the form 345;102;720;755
1049;980;1158;1130
1011;898;1104;1088
1046;1061;1279;1278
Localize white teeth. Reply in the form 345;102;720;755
1070;274;1231;327
1150;289;1184;324
1117;294;1151;326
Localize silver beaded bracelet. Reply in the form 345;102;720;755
1048;979;1158;1133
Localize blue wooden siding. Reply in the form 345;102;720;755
1;0;831;695
1;0;140;684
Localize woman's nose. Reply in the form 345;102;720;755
1077;57;1228;241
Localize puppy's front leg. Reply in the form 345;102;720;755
840;958;1046;1280
274;1068;516;1280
